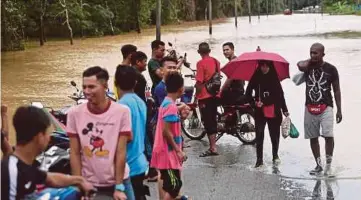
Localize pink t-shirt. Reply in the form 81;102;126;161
151;97;183;170
66;101;132;187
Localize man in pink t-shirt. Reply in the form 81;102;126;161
195;42;221;157
67;67;134;200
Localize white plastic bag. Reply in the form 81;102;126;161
281;116;291;138
292;72;306;86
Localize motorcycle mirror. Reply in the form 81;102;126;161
70;81;77;87
168;42;173;47
184;62;191;68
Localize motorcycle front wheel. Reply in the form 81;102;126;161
236;111;256;145
181;108;206;140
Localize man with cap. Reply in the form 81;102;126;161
195;42;221;157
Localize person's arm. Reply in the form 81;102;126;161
221;79;232;92
162;105;185;161
1;105;9;140
332;69;342;123
195;62;204;95
1;132;13;157
155;84;167;106
278;84;289;116
113;107;132;200
69;136;82;176
297;59;310;72
45;172;94;196
114;135;128;185
155;68;162;79
245;81;255;106
149;61;163;79
176;57;185;70
66;110;82;176
115;108;132;183
163;122;181;153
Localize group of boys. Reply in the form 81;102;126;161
1;40;190;200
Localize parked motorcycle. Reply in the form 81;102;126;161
52;80;116;126
180;70;257;145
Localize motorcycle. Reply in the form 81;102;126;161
51;80;116;126
30;101;71;174
180;69;257;145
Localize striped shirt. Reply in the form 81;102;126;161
1;155;47;200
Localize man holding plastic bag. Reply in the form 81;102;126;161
297;43;342;176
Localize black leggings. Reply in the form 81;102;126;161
255;114;282;161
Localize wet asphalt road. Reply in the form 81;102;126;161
144;135;360;200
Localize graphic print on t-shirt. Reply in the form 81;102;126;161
306;68;329;103
82;122;110;158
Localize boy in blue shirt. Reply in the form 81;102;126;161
115;66;150;200
154;57;178;107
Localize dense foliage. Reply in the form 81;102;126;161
1;0;360;51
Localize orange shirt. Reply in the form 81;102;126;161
195;55;221;100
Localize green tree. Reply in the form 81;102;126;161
1;0;26;51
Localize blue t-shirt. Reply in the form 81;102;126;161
118;93;148;176
154;81;167;107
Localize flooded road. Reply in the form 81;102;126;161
2;14;361;199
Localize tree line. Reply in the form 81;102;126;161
1;0;359;51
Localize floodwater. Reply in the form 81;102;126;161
2;14;361;199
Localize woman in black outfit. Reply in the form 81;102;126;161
246;60;289;168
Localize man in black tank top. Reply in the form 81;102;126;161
221;42;246;105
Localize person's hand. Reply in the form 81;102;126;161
176;150;186;162
255;101;263;108
178;102;186;110
336;111;342;124
78;179;96;199
1;105;8;115
180;106;190;120
113;190;127;200
283;112;290;117
178;57;185;65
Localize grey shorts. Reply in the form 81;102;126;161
304;106;334;139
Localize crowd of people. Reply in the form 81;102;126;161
1;40;342;200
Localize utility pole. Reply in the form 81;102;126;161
266;0;269;17
248;0;251;23
209;0;212;35
321;0;324;16
156;0;161;40
257;0;260;21
235;0;238;27
240;0;243;17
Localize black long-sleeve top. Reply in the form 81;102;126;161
245;70;288;114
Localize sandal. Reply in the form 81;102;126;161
199;150;219;157
147;176;158;182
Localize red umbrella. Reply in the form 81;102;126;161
221;50;290;81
